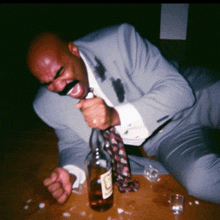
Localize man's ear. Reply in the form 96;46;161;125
68;42;80;58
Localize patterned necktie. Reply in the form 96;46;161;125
103;127;140;192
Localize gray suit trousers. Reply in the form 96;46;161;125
158;80;220;204
128;77;220;204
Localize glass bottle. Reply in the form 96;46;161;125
84;128;113;212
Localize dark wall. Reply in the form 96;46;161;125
1;4;161;131
186;3;220;70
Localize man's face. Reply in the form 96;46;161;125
29;37;89;99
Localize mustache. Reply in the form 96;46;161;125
58;80;79;96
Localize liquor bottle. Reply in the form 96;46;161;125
84;128;113;212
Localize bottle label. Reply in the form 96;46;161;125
100;168;113;199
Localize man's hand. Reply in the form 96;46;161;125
75;97;120;130
43;167;76;204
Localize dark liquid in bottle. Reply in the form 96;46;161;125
89;177;113;212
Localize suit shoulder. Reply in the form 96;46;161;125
74;23;135;44
117;23;135;31
33;86;58;112
33;87;78;126
33;87;77;111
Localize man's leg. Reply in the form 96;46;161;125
157;125;220;204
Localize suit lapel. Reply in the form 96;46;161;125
93;65;123;106
79;48;126;106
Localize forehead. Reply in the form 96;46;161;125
33;50;61;79
38;49;60;68
28;33;67;79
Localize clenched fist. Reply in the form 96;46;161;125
43;167;76;204
75;97;120;130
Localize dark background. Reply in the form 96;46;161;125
1;3;220;134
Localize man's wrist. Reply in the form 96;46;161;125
63;165;86;189
110;107;120;127
69;173;77;186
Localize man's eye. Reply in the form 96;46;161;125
40;66;64;87
40;80;51;87
55;66;64;79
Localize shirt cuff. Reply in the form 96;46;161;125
63;165;86;189
114;103;149;145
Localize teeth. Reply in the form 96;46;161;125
67;82;79;95
67;88;73;95
67;83;81;96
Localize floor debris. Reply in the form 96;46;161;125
62;212;71;217
38;202;45;209
124;211;132;215
69;206;76;211
26;199;32;203
117;208;124;214
80;211;86;216
24;205;29;210
195;200;200;205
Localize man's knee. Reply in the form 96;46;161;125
185;154;220;204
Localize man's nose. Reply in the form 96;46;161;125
52;80;66;93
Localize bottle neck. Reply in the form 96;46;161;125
90;129;104;152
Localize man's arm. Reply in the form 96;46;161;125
55;126;90;168
40;125;89;204
33;88;91;203
115;23;195;137
76;23;195;141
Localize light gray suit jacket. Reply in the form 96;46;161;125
33;23;195;171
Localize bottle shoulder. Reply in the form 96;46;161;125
85;149;111;169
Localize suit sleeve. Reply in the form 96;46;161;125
33;87;90;169
116;23;195;137
55;127;90;169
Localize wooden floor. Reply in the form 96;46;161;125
1;121;220;220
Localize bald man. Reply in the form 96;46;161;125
27;23;220;204
27;31;121;203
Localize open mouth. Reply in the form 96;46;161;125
58;80;89;99
58;80;79;96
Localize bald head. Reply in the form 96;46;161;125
27;32;69;77
26;32;89;98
